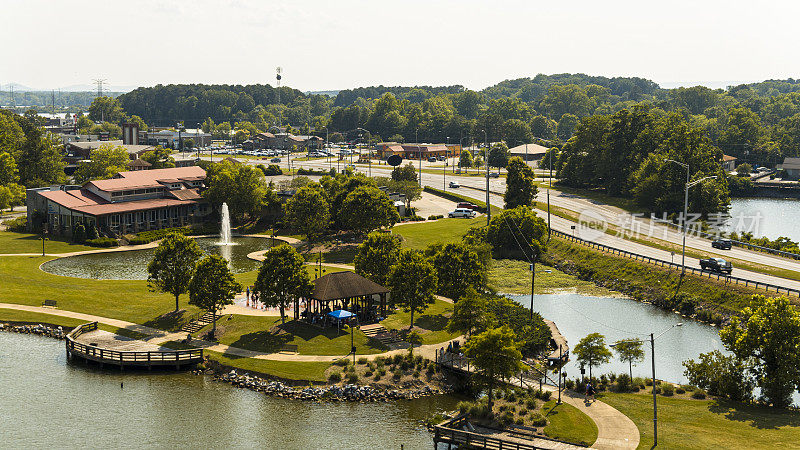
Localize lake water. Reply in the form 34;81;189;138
0;332;458;449
728;198;800;242
41;237;275;280
508;293;727;384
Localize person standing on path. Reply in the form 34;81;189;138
585;382;596;403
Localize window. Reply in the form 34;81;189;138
111;192;122;198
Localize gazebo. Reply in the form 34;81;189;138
297;271;389;325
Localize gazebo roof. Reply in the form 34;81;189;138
310;271;388;302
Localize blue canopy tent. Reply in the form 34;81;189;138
328;309;354;333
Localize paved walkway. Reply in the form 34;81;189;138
0;302;458;363
540;384;640;450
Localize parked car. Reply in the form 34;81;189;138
438;155;447;161
700;257;732;274
448;208;477;219
428;157;437;162
489;172;500;178
449;181;460;188
270;157;281;163
457;202;479;211
711;238;732;250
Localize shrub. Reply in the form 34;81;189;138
498;411;515;427
364;370;373;377
4;216;27;232
616;374;632;392
675;386;686;394
692;389;707;399
392;370;402;380
529;412;547;427
328;372;342;383
392;354;403;365
334;358;350;367
564;379;575;390
518;408;528;416
413;370;420;378
347;373;359;384
378;368;386;376
457;401;472;413
259;164;283;176
373;373;382;381
85;237;118;247
427;214;444;220
661;384;674;396
525;399;536;409
426;364;435;375
357;357;368;365
468;403;489;418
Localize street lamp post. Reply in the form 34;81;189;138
416;129;422;188
484;129;490;225
444;136;449;190
664;159;716;276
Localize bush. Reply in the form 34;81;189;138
334;358;350;367
364;370;373;377
692;389;707;399
392;370;402;380
258;164;283;176
328;372;342;383
457;401;472;413
413;370;420;378
615;374;632;392
427;214;444;220
683;350;755;402
347;373;359;384
564;379;575;390
426;364;435;375
72;222;87;243
675;386;686;394
4;216;27;232
525;398;536;409
498;411;515;427
85;237;118;247
468;403;489;419
661;384;674;396
529;412;547;427
357;357;368;365
378;368;386;376
373;373;381;381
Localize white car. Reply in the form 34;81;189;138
449;181;460;188
449;208;476;218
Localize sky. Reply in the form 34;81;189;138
2;0;800;92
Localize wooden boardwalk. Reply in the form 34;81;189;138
433;414;585;449
65;322;203;369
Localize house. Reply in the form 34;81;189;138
508;143;549;164
26;166;211;237
127;159;152;171
780;157;800;180
722;154;737;172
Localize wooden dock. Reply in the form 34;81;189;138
65;322;203;370
433;414;585;449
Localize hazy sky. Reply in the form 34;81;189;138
2;0;799;91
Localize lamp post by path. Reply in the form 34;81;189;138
663;159;716;276
41;227;48;256
483;129;490;226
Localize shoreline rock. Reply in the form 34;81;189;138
0;322;66;339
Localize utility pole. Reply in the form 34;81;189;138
417;129;422;187
484;129;490;225
651;333;657;446
275;67;282;127
547;151;552;240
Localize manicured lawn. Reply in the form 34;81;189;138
392;217;483;250
205;350;332;382
602;392;800;449
489;259;616;296
542;399;598;446
0;256;198;326
0;231;95;254
234;264;349;289
212;314;386;355
381;298;458;344
0;307;160;339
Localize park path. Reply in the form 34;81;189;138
0;302;457;363
540;384;640;450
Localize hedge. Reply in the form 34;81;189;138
129;227;207;245
85;237;119;247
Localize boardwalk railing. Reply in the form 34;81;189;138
552;229;800;298
66;322;203;366
433;414;546;450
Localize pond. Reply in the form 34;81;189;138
728;198;800;242
507;293;727;384
0;332;459;448
41;237;276;280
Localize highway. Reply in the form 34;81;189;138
202;151;800;292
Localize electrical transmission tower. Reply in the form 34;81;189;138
93;79;107;97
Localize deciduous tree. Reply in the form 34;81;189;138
73;143;129;184
354;232;401;286
188;255;242;338
254;244;313;324
574;332;612;380
446;287;489;337
613;338;645;381
284;185;330;244
463;326;526;410
341;186;400;235
504;156;538;209
389;249;438;329
147;233;204;311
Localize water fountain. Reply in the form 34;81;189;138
219;202;233;246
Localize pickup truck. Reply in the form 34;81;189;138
700;258;732;274
711;238;732;250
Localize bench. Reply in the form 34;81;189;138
280;344;299;353
42;299;57;308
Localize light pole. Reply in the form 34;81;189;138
484;129;490;225
444;136;449;190
547;148;553;241
664;159;716;276
416;129;422;188
529;262;551;319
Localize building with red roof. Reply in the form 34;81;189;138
27;166;211;237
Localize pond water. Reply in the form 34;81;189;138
507;293;727;385
41;237;276;280
0;332;459;449
728;198;800;242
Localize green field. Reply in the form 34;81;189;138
211;314;386;355
206;350;332;382
542;400;599;446
380;298;458;344
489;258;616;296
0;231;95;254
392;217;483;250
602;392;800;449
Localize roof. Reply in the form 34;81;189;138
782;157;800;170
310;271;388;302
168;189;202;201
400;144;449;153
39;189;105;209
72;197;201;216
508;143;549;155
87;166;206;192
253;132;275;140
68;140;124;150
128;159;152;167
722;154;737;162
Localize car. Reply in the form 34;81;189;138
449;181;460;188
457;202;479;211
700;257;732;274
711;238;732;250
270;157;281;163
489;172;500;178
448;208;477;219
438;155;447;161
428;157;437;162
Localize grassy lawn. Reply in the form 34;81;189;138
0;256;198;327
0;307;162;340
205;350;331;382
211;314;386;355
542;399;599;446
0;231;95;254
392;217;483;250
235;264;349;289
489;259;617;296
602;392;800;449
381;298;458;344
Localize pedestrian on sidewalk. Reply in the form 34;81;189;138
585;381;596;403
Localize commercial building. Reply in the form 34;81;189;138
138;129;212;148
27;166;211;237
508;143;549;164
780;157;800;180
376;143;461;159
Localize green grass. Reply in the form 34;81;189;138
602;392;800;449
234;264;349;290
489;259;616;296
542;399;599;446
392;217;483;250
0;256;199;327
0;307;89;328
212;314;386;355
381;298;458;344
205;350;331;382
0;231;95;254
